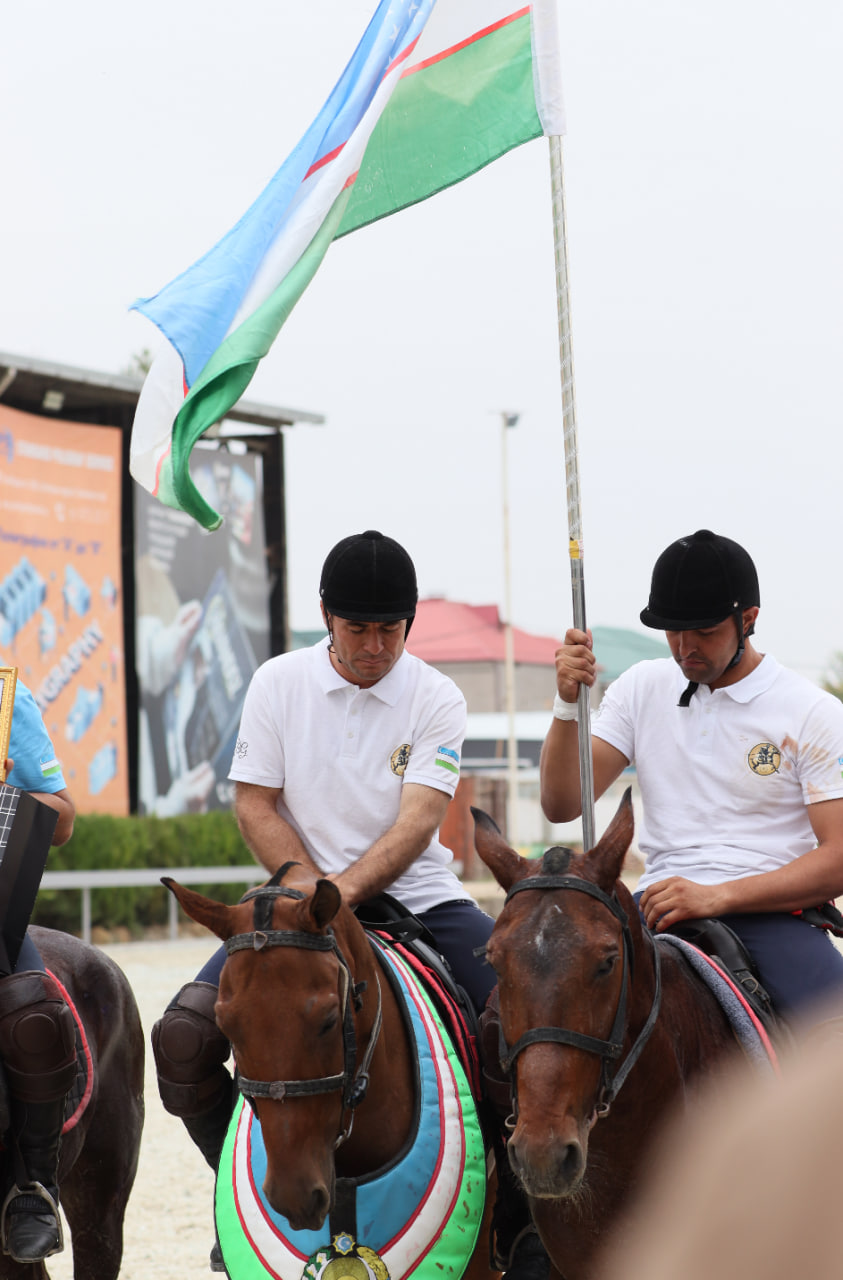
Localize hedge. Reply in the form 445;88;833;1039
31;811;258;936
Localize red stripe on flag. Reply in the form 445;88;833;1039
302;34;423;183
402;6;530;78
384;32;421;79
305;142;345;181
298;5;529;186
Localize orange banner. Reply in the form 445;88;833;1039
0;405;128;814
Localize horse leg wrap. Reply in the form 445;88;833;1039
0;972;77;1104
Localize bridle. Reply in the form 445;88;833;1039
500;874;662;1118
223;864;382;1148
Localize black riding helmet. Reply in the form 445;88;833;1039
320;530;418;634
640;530;760;698
640;529;760;631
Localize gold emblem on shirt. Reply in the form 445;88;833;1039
390;744;412;776
747;742;781;775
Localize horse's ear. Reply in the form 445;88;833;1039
162;878;238;941
471;807;532;893
587;787;635;891
310;878;342;930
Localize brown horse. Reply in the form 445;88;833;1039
165;865;497;1280
472;790;740;1280
0;927;144;1280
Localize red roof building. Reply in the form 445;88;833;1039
406;598;559;714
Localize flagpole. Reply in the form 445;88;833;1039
548;134;596;853
501;411;520;849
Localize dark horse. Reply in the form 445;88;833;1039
165;866;497;1280
0;927;144;1280
472;791;741;1280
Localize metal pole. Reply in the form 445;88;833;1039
548;134;595;852
501;412;519;846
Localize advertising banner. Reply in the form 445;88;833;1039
0;404;128;814
134;443;270;816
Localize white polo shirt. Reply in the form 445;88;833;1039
228;638;471;913
591;655;843;892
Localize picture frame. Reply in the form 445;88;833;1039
0;668;18;785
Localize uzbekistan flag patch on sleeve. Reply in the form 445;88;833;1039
435;746;460;776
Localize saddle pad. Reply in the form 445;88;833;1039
656;935;779;1073
215;940;486;1280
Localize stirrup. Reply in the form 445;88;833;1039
1;1181;64;1262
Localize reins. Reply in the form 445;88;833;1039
224;864;383;1148
501;874;662;1117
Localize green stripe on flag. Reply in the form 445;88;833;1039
339;13;540;237
435;758;460;775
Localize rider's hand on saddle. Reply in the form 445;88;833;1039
639;877;728;931
554;629;597;704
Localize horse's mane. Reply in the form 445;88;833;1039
542;846;574;875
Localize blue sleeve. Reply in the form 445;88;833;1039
6;680;67;794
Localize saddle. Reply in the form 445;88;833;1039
665;917;779;1039
354;893;481;1099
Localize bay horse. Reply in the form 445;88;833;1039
164;865;497;1280
0;927;144;1280
472;790;741;1280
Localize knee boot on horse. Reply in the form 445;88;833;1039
152;982;236;1273
0;971;77;1264
479;990;550;1280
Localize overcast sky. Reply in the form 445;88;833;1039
2;2;841;682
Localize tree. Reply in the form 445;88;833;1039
822;652;843;702
123;348;153;377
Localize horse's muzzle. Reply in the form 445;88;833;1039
507;1125;587;1200
264;1174;333;1232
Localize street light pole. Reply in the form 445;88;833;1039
501;411;519;846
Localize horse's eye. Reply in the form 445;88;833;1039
318;1012;340;1037
596;955;617;979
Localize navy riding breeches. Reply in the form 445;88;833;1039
15;931;46;974
634;893;843;1024
416;900;496;1014
720;911;843;1022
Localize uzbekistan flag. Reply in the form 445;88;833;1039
130;0;565;530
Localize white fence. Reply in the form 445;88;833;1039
40;866;265;944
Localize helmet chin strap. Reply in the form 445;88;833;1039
678;611;749;707
325;614;347;668
726;605;755;671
